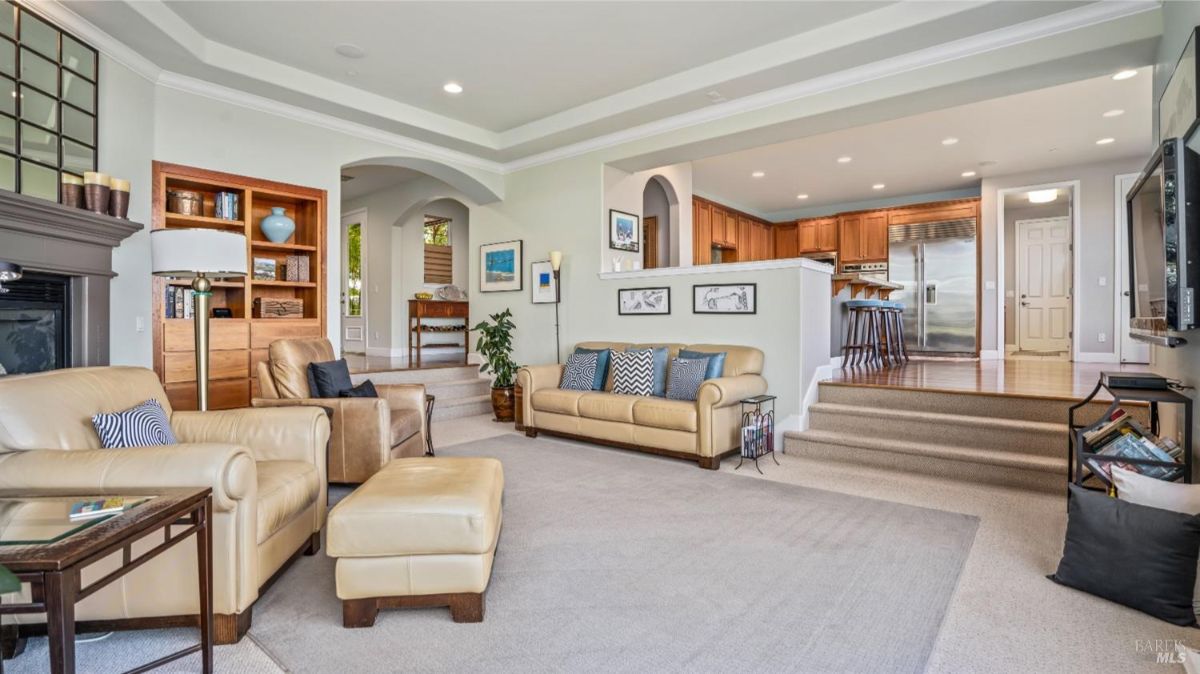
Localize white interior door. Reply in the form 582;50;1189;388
341;210;366;354
1017;217;1072;353
1116;173;1150;363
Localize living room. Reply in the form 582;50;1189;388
2;1;1200;672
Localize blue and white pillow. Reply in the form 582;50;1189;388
560;352;600;391
610;349;655;396
626;347;669;396
666;358;708;401
679;349;726;380
92;399;177;449
572;347;612;390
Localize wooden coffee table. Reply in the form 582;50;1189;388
0;488;213;674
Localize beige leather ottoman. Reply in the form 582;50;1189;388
327;457;504;626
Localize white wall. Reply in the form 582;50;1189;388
980;156;1146;357
602;162;692;272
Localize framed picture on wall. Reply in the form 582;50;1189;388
531;260;558;303
618;287;670;315
693;283;756;314
609;209;640;252
480;240;523;293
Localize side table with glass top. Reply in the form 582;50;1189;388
0;488;213;674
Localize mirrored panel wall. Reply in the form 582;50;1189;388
0;1;97;202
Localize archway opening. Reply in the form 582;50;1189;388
642;174;680;269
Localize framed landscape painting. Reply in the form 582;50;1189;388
618;287;670;315
609;209;640;252
693;283;756;314
480;240;523;293
531;260;557;303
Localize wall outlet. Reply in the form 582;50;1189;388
374;331;380;340
1098;332;1107;343
1098;276;1107;287
985;281;996;290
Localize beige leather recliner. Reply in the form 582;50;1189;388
252;338;426;484
0;366;330;644
517;343;766;469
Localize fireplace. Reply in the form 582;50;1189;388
0;273;70;375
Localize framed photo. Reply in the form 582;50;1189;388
531;260;558;304
1160;28;1199;142
252;257;277;281
618;287;670;316
609;209;640;252
480;240;523;293
693;283;757;314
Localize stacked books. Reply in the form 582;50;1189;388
165;286;194;319
69;497;137;521
1082;409;1184;484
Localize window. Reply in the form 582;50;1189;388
345;221;362;316
0;2;99;202
424;215;452;285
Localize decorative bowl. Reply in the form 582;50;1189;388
414;292;434;300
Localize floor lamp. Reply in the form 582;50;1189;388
151;228;247;411
550;250;563;363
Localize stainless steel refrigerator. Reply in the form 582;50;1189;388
888;219;977;354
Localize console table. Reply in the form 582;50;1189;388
408;300;469;365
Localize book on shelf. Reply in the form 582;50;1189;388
1085;428;1184;484
68;497;144;521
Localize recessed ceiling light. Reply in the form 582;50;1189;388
1096;137;1116;145
1102;109;1125;118
334;43;366;59
1112;69;1138;81
797;193;809;200
872;183;885;190
1028;189;1058;204
961;171;976;178
942;137;959;146
443;82;464;94
751;171;765;178
837;156;852;164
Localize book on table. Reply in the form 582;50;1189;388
68;497;141;521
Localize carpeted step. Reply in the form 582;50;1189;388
432;393;492;421
352;364;480;386
784;429;1065;492
807;403;1066;457
423;377;491;400
816;383;1129;425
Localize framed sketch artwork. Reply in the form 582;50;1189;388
693;283;757;314
530;260;558;304
480;240;523;293
609;209;640;252
618;287;670;315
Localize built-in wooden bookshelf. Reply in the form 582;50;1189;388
151;162;327;410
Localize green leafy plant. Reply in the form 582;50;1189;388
472;308;517;389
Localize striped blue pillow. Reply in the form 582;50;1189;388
92;399;177;449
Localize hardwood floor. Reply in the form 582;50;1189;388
343;352;468;374
829;358;1150;400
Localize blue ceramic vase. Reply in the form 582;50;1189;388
260;207;295;243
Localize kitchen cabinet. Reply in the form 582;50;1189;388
798;217;838;253
838;211;888;263
774;223;798;258
692;199;712;265
863;212;889;260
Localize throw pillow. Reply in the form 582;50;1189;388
1049;484;1200;626
627;347;669;396
308;359;353;398
573;347;611;390
560;351;600;391
92;399;177;449
1113;467;1200;616
665;358;707;401
610;349;655;396
680;349;727;380
339;380;379;398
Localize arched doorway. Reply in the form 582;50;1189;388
642;174;680;268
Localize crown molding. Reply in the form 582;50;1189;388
29;0;162;82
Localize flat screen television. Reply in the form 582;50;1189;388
1126;137;1199;346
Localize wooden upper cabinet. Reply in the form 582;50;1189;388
839;211;888;263
725;211;739;247
693;199;712;265
774;223;798;259
798;220;818;252
863;211;889;261
888;201;977;226
817;218;838;251
838;214;865;263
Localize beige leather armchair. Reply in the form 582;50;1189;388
0;366;330;644
517;342;767;469
252;338;426;484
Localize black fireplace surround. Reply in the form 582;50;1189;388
0;273;70;375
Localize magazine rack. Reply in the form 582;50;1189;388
737;395;778;474
1067;377;1193;500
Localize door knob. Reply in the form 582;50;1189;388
1020;301;1030;307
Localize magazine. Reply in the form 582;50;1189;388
68;497;140;521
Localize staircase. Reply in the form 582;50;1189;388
353;365;492;420
784;383;1136;492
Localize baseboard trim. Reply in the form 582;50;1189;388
1075;351;1120;363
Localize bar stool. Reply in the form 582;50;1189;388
842;299;886;369
880;301;909;365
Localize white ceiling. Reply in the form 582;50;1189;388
340;165;424;201
692;67;1153;217
54;0;1163;165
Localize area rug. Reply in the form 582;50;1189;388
250;436;979;673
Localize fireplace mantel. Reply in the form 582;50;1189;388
0;189;144;367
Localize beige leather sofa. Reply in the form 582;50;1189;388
516;342;766;469
253;338;426;484
0;366;330;644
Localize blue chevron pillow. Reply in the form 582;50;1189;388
666;358;708;401
610;349;655;396
92;399;177;449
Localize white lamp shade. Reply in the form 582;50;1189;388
151;229;248;279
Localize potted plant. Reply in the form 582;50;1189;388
472;308;518;422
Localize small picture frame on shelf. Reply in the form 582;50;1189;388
618;287;670;315
252;257;277;281
693;283;757;314
212;307;233;319
609;209;640;252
